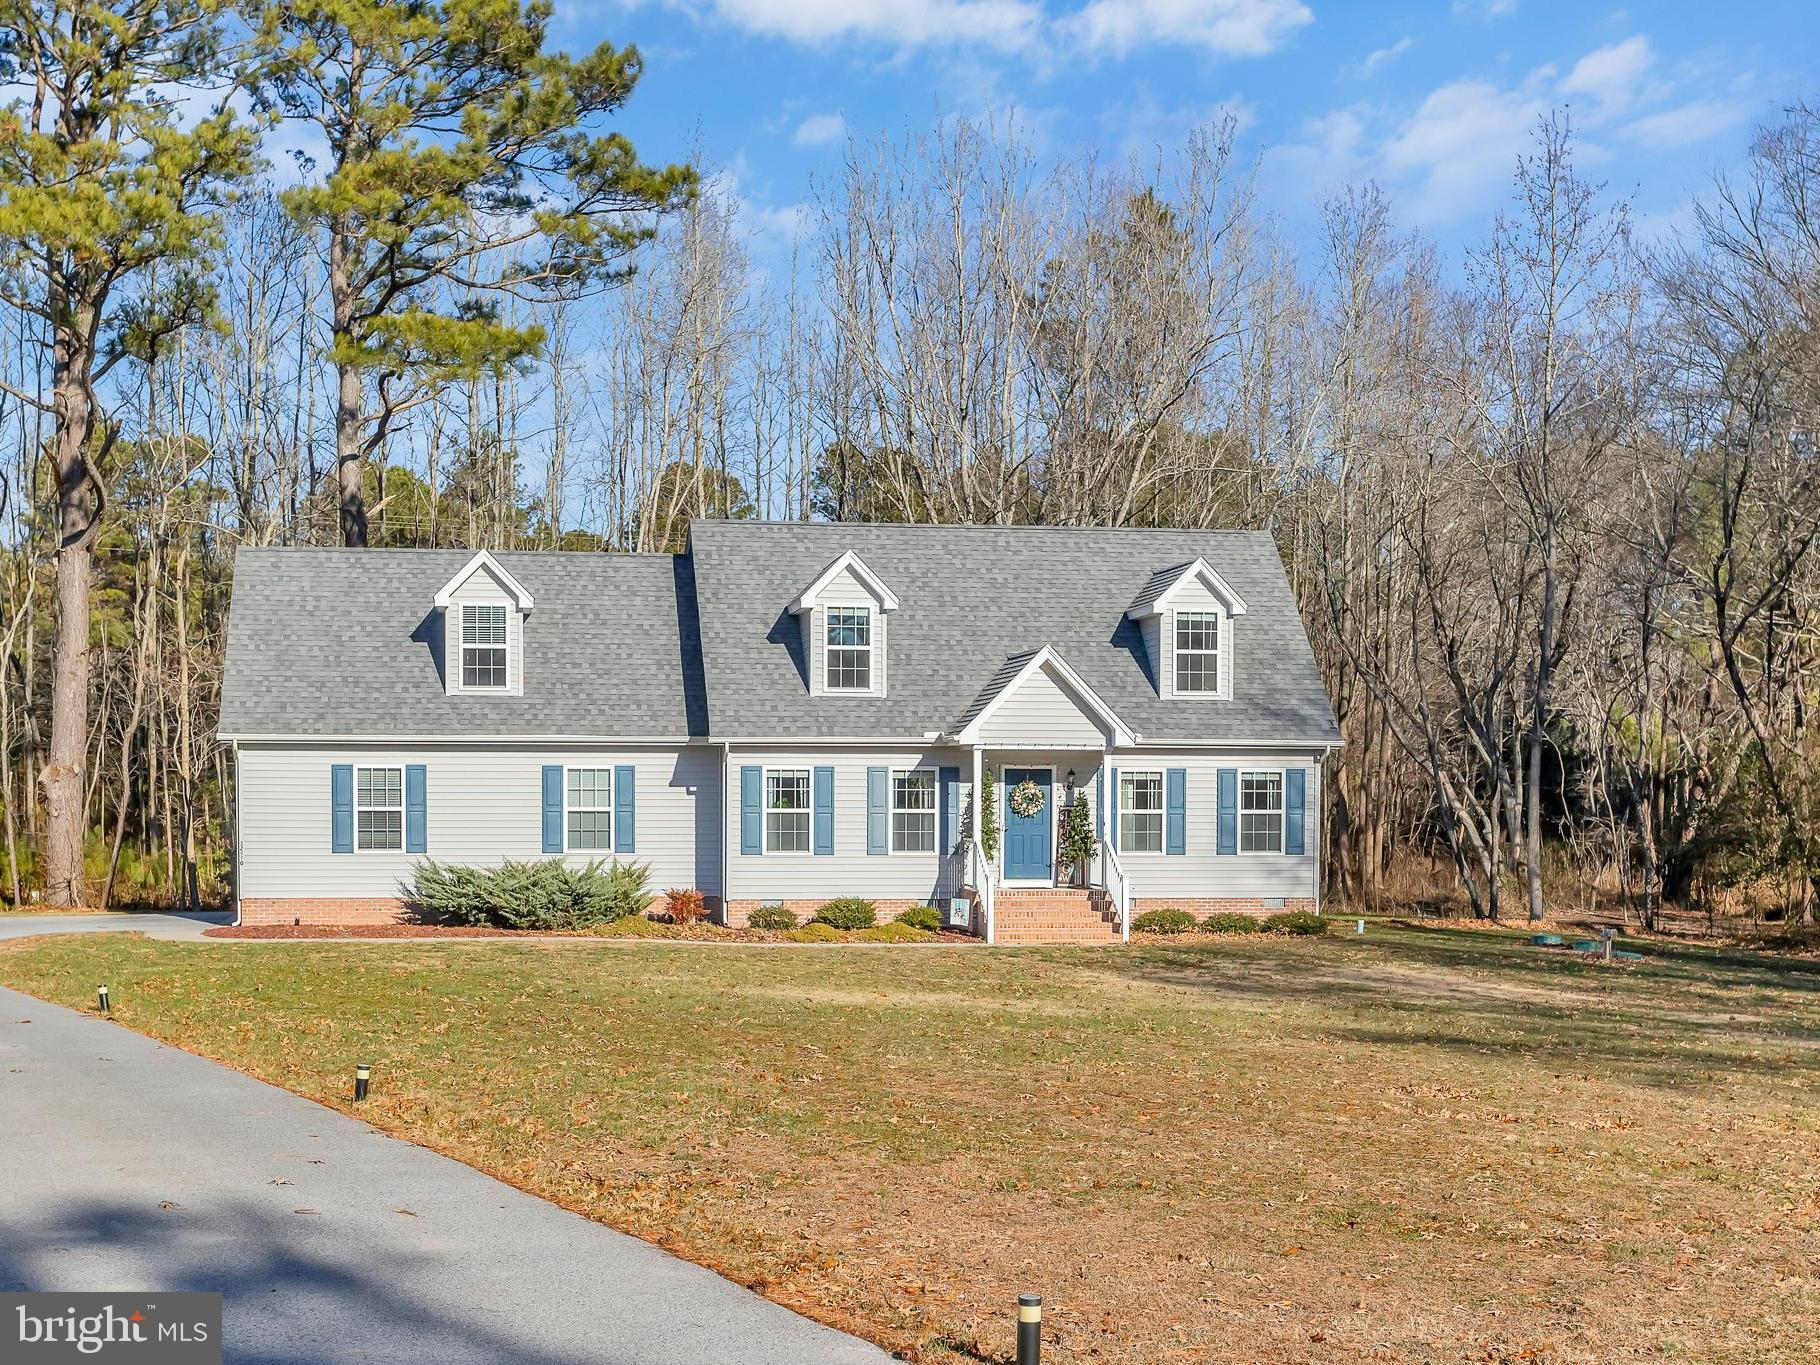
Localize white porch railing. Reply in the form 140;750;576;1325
958;837;997;944
1096;837;1131;943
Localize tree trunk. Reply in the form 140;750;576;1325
41;314;100;907
330;224;368;546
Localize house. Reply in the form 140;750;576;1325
217;521;1340;944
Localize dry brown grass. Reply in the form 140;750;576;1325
3;924;1816;1363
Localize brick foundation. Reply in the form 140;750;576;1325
1130;896;1316;916
723;897;934;928
240;897;413;927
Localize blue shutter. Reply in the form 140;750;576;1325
1217;768;1238;855
331;764;354;854
740;765;762;855
813;766;835;856
541;765;564;854
405;765;427;854
940;766;960;853
1165;768;1187;855
866;766;888;855
614;764;636;854
1285;768;1306;856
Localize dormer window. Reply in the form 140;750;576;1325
1174;612;1220;694
791;550;899;699
434;550;533;698
1126;557;1247;701
825;607;873;691
461;605;509;689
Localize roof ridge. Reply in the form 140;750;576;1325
693;519;1275;535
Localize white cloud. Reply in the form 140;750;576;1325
1348;36;1412;80
1065;0;1312;57
1622;98;1750;149
1381;75;1552;223
1451;0;1517;17
687;0;1043;51
793;112;846;147
1559;35;1655;117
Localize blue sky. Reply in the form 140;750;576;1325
549;0;1816;258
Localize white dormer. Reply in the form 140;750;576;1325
791;551;899;698
435;550;533;698
1126;559;1247;701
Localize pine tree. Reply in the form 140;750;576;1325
250;0;694;546
0;0;256;903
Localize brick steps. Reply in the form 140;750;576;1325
992;887;1122;945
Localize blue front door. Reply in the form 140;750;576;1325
1002;768;1053;882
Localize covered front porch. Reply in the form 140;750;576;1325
956;746;1131;945
942;646;1140;944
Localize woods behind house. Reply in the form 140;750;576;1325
1;2;1816;927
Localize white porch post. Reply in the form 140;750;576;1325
971;744;983;840
971;743;988;943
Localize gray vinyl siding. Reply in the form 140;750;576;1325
975;665;1111;747
1108;748;1319;900
726;746;967;903
237;742;721;899
1139;616;1164;696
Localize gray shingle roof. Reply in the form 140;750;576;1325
1127;561;1196;615
219;524;1338;747
952;648;1043;733
218;548;703;739
688;521;1338;746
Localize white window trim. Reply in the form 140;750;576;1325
889;767;938;854
823;606;874;694
457;602;511;693
355;765;404;853
1117;768;1166;857
1170;608;1231;701
1172;610;1224;700
564;765;613;855
1238;767;1286;856
763;766;814;856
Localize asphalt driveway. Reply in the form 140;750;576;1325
0;910;229;942
0;981;892;1364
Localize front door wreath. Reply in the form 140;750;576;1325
1009;779;1046;819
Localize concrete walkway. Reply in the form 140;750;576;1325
0;986;893;1364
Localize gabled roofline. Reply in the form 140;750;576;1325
951;645;1139;747
433;550;534;610
1128;557;1248;618
790;550;901;613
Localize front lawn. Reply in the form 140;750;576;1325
3;926;1816;1363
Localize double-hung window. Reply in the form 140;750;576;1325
461;604;508;689
356;767;403;851
1240;771;1284;852
824;608;872;691
766;770;811;853
1119;771;1164;853
566;768;612;852
1175;611;1220;694
891;770;936;852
